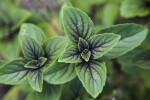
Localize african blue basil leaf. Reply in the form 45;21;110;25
44;61;76;84
0;58;29;84
59;45;82;63
88;33;120;59
37;82;62;100
43;36;68;64
63;7;95;44
22;35;44;60
24;57;47;69
132;49;150;69
76;60;106;98
19;23;46;46
25;60;38;69
78;37;89;52
97;23;148;59
81;51;91;62
59;1;72;34
38;57;47;67
28;69;43;92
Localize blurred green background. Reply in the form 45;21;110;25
0;0;150;100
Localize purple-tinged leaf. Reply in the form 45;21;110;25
88;33;120;59
59;45;82;63
44;61;76;84
63;7;95;44
78;37;89;52
76;59;106;98
44;36;68;64
81;51;91;62
38;57;47;67
25;60;38;69
0;58;29;84
22;35;44;60
28;69;43;92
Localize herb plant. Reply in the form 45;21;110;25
0;2;148;100
0;23;68;92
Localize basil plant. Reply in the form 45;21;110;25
0;23;68;92
0;2;148;99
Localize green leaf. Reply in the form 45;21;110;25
59;1;72;34
76;60;106;98
22;35;44;60
24;57;47;69
38;57;47;67
0;58;29;84
132;49;150;69
25;60;38;69
120;0;150;18
19;23;46;46
44;61;76;84
28;69;43;92
88;33;120;59
37;82;62;100
97;23;148;59
78;37;89;52
81;51;91;62
63;7;95;44
59;45;82;63
43;36;68;64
